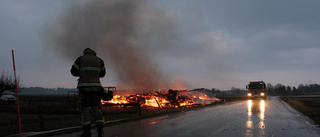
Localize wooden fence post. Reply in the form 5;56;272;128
137;103;141;116
38;105;45;131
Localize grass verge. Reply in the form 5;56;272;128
280;97;320;126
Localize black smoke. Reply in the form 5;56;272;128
43;0;188;92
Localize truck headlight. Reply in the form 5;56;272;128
248;93;252;96
261;93;265;96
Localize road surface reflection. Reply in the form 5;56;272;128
246;99;266;137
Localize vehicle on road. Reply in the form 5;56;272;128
246;81;266;99
0;95;16;104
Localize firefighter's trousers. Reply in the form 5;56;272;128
79;89;104;125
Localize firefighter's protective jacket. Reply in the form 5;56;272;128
71;49;106;88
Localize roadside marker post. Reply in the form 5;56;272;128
12;50;22;133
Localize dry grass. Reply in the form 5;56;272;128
280;97;320;126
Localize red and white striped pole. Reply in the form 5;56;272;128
12;50;22;133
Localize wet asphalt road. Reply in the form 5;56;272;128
51;96;320;137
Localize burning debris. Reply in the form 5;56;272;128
101;87;221;108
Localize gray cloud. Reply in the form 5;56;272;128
1;0;320;90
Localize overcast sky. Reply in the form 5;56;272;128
1;0;319;90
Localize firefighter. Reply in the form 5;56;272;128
71;48;106;137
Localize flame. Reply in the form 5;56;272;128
101;95;128;104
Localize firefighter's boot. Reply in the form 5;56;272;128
97;123;104;137
81;124;91;137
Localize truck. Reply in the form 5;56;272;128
246;81;266;99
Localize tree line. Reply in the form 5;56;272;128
0;71;74;95
21;87;76;94
266;83;320;95
208;83;320;96
1;71;320;96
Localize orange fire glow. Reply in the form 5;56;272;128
101;88;220;108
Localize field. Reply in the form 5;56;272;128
280;96;320;126
0;95;222;137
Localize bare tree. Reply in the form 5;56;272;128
0;71;21;95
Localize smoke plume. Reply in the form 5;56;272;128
43;0;186;91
